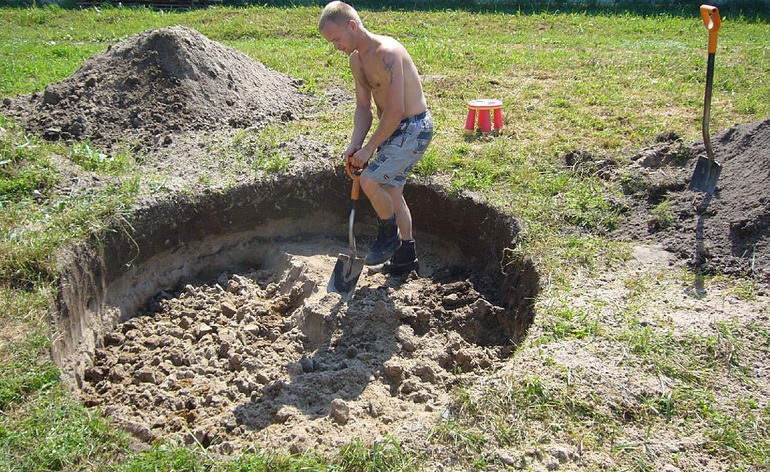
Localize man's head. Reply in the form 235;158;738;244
319;1;362;33
319;1;363;55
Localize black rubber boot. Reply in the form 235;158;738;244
364;215;400;266
382;239;419;275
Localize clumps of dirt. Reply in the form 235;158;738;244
2;26;305;148
78;252;514;454
617;119;770;281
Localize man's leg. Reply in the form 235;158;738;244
387;186;412;240
361;177;413;237
360;112;431;267
382;185;419;274
360;175;400;265
361;175;394;219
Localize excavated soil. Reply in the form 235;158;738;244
2;26;305;148
609;119;770;282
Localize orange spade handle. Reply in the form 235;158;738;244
700;5;721;54
350;176;360;200
345;157;363;200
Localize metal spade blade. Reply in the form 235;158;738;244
327;161;364;295
327;253;365;294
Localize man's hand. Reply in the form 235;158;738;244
351;145;373;169
343;143;361;160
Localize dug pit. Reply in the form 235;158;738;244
51;167;539;454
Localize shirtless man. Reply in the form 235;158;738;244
319;1;434;274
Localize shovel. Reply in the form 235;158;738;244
327;158;365;294
689;4;722;194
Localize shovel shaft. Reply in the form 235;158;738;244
700;5;720;167
702;53;716;164
348;168;361;254
327;156;366;294
689;4;723;195
348;199;357;255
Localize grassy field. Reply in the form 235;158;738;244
1;2;769;470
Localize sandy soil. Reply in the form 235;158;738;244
473;244;769;471
77;237;520;455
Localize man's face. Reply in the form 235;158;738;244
322;20;354;55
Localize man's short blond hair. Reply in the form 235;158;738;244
319;1;362;33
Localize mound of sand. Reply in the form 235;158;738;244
2;26;305;148
620;118;770;281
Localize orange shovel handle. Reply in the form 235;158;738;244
700;5;721;54
345;157;363;200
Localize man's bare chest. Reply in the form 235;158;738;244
353;56;384;92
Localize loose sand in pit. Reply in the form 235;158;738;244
78;238;518;455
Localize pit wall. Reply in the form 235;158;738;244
52;167;540;388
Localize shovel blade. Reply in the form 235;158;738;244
327;254;365;294
689;157;722;195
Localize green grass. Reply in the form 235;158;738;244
437;268;770;470
0;2;768;470
649;197;674;230
538;302;601;342
218;125;301;175
1;120;60;203
439;374;619;466
113;435;418;472
0;385;128;471
1;118;140;287
69;141;137;174
0;331;58;410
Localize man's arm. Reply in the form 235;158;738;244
351;49;405;168
345;55;374;159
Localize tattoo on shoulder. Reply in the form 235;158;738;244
383;57;395;84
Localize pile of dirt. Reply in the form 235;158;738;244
2;26;305;148
78;249;516;454
617;118;770;281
